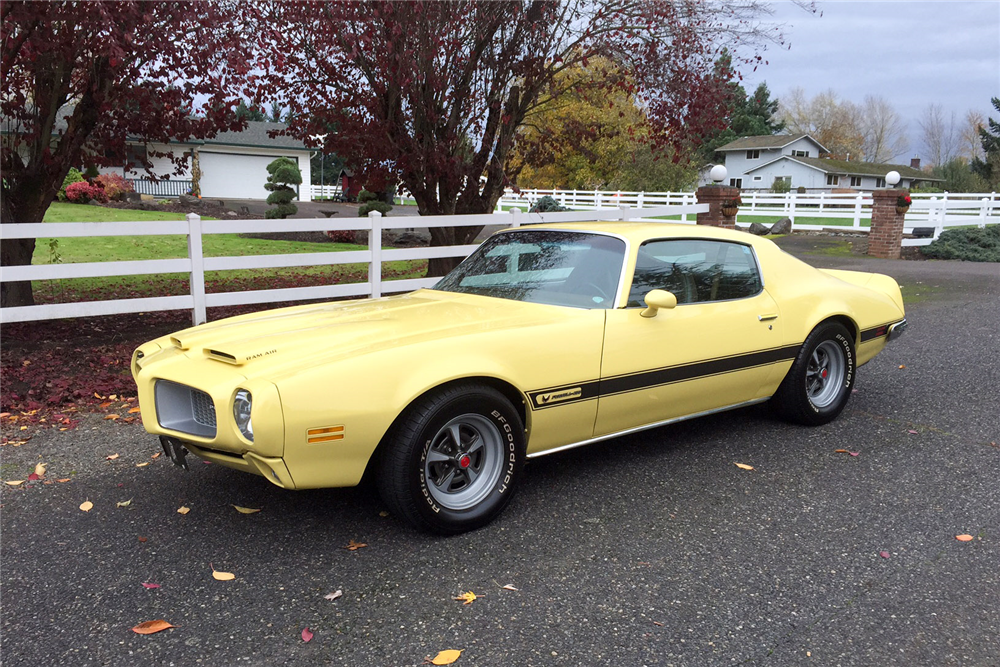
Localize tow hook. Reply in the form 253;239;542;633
160;436;189;470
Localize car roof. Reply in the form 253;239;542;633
508;221;766;247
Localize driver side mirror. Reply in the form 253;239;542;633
640;289;677;318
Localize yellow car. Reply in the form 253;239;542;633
132;222;906;533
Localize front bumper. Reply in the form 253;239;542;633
159;435;296;489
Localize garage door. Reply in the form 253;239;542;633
198;152;300;200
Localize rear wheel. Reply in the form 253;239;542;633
773;321;855;425
377;384;525;534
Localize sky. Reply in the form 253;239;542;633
738;0;1000;162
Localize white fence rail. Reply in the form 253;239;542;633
312;184;345;199
499;188;1000;239
0;204;704;326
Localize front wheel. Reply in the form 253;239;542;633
772;321;856;426
377;384;525;534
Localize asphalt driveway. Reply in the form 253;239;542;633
1;252;998;666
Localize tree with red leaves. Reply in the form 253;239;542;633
253;0;803;275
1;1;247;307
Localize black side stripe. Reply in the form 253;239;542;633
526;344;801;410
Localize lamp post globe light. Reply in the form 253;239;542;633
885;170;901;187
710;164;728;183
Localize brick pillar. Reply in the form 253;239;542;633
696;184;738;229
868;189;908;259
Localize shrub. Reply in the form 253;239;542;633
58;168;85;201
771;177;791;194
65;181;108;204
324;230;358;243
359;200;393;216
357;189;378;203
94;173;134;201
264;157;302;219
529;195;569;213
921;225;1000;262
796;186;807;194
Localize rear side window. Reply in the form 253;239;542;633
628;239;763;306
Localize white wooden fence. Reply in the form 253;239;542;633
0;203;704;326
499;188;1000;242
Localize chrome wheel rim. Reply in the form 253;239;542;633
806;340;846;408
424;414;504;510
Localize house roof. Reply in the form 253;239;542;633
744;155;942;181
717;133;828;153
201;121;308;151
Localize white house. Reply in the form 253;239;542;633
701;134;941;192
114;121;313;201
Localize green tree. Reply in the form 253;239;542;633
235;100;267;121
932;158;988;193
972;97;1000;188
697;52;784;162
264;157;302;219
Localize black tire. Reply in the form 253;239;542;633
772;321;856;426
377;384;525;534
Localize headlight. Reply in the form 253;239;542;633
233;389;254;442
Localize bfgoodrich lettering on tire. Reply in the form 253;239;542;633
377;384;525;534
772;321;855;426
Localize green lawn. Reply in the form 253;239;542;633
31;202;426;303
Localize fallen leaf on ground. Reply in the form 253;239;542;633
898;365;906;369
834;449;861;456
99;402;112;409
116;499;133;508
138;536;148;543
233;505;261;514
343;540;368;551
324;590;343;600
27;473;40;481
379;510;389;517
955;534;974;542
428;649;463;665
142;582;160;589
34;462;46;477
907;430;918;435
104;414;120;421
136;462;150;468
56;478;71;483
652;621;664;627
453;591;479;605
735;462;754;470
106;454;119;460
132;620;173;634
301;627;313;642
80;501;94;512
5;480;25;486
177;506;190;515
501;584;518;591
129;407;142;414
151;452;161;459
211;564;235;581
879;551;890;558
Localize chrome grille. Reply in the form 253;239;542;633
191;390;217;428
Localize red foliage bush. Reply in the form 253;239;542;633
324;230;358;244
94;173;134;201
65;181;109;204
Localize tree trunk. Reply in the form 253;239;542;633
0;194;39;308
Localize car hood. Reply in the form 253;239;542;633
161;289;578;377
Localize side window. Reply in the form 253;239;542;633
628;239;763;307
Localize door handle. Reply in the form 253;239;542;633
757;313;778;321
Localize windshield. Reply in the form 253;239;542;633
433;230;626;309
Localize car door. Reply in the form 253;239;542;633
594;238;794;437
